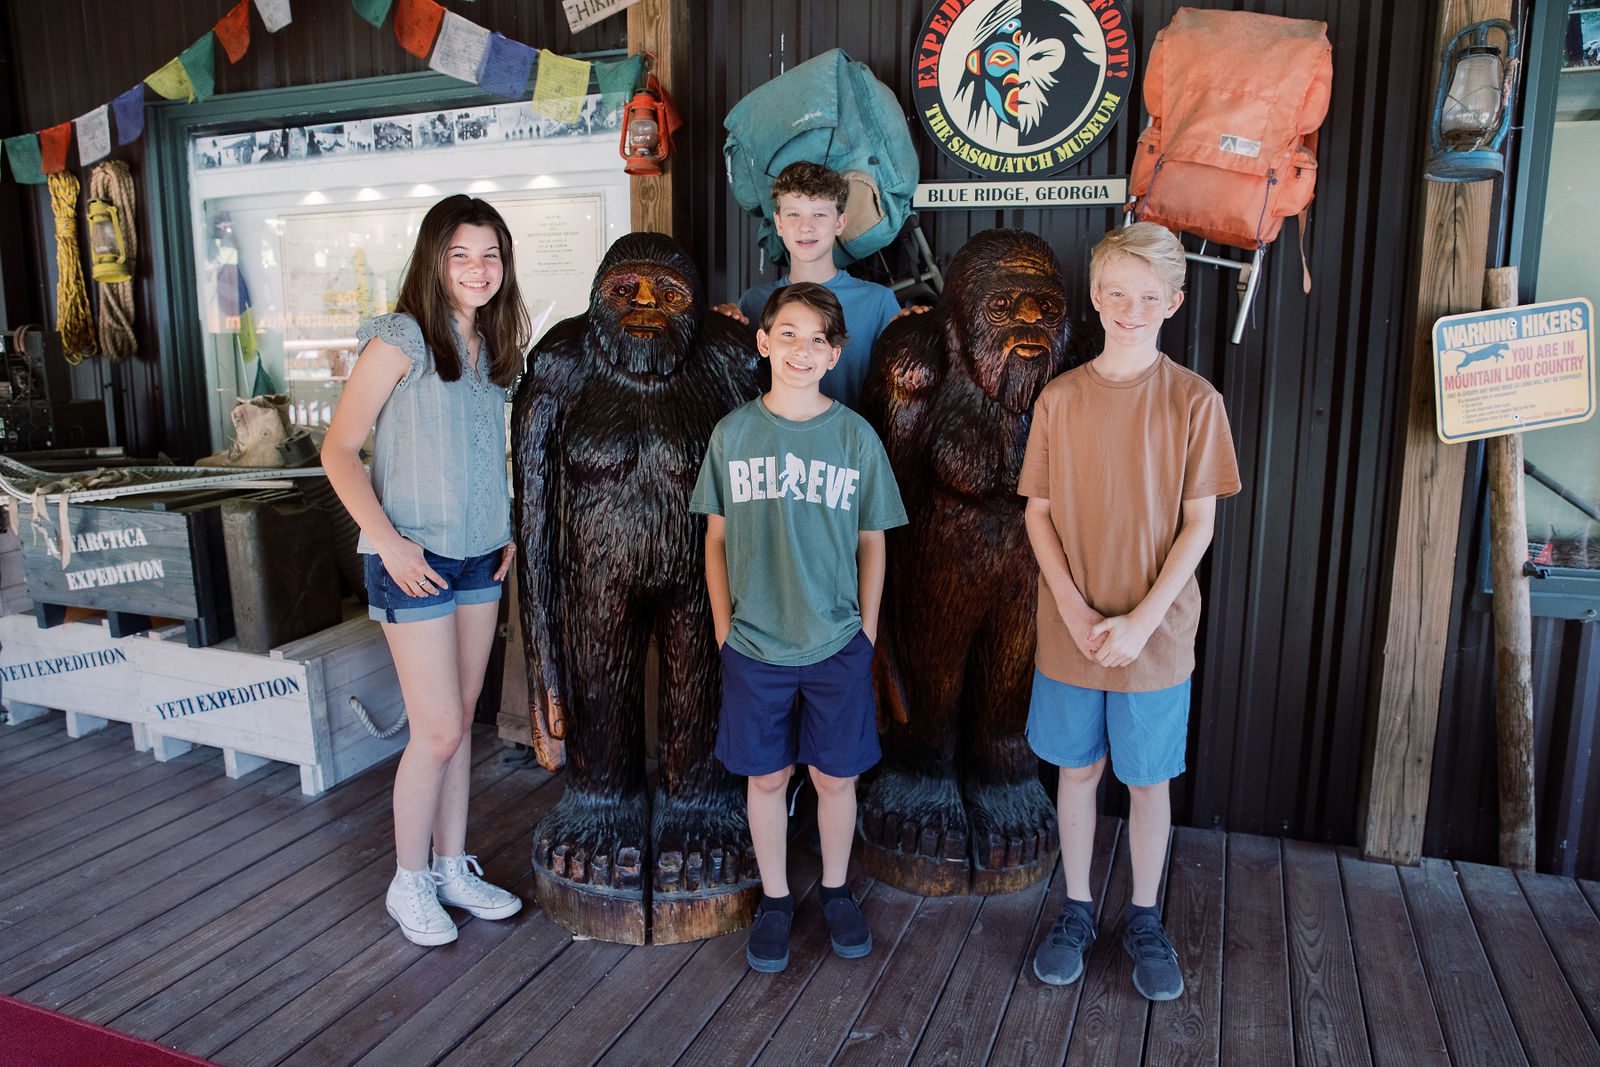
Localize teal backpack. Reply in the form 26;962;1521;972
723;49;919;267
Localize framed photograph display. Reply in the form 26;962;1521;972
1566;2;1600;70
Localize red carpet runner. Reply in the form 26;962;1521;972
0;996;218;1066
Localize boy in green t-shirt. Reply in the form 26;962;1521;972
690;282;907;973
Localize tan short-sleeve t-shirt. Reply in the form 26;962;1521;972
1018;355;1241;692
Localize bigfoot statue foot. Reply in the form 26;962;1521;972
531;787;650;944
649;788;762;944
857;768;972;896
966;777;1059;894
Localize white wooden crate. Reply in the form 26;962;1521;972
0;612;140;738
129;616;408;795
0;610;408;795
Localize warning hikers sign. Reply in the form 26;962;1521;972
1432;298;1595;443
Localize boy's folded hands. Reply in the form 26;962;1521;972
1088;613;1158;669
1061;601;1108;662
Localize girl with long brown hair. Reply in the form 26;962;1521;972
322;194;530;945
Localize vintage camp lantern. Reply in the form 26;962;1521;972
1426;19;1517;182
619;86;672;177
86;198;131;283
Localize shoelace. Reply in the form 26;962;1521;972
1126;920;1175;960
397;870;446;916
1048;908;1094;949
455;854;485;877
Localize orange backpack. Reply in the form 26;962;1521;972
1128;9;1332;259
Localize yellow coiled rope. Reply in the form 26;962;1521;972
88;161;137;361
46;172;98;365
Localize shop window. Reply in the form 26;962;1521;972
185;96;629;450
1495;3;1600;620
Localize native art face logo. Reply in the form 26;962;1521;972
913;0;1134;178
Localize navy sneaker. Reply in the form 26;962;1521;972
746;902;793;973
1123;912;1184;1000
821;893;873;958
1033;900;1096;985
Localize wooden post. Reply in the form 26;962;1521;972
1361;0;1512;866
627;0;687;236
1483;266;1536;869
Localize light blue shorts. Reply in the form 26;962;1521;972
1026;670;1190;787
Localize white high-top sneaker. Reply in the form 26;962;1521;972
386;866;457;946
432;853;523;920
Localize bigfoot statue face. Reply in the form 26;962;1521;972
589;234;703;380
946;231;1068;413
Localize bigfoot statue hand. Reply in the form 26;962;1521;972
513;233;760;942
859;228;1084;895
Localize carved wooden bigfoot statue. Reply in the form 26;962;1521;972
513;233;760;943
859;229;1079;895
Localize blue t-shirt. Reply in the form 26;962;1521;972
690;399;907;666
739;272;899;412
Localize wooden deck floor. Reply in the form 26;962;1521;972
2;714;1598;1067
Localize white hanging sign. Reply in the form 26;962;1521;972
562;0;643;34
912;177;1127;210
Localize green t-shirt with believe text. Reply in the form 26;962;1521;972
690;398;907;666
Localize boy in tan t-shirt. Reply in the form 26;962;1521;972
1019;223;1240;1001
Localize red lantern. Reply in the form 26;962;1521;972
620;85;672;176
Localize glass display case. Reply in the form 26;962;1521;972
185;96;630;449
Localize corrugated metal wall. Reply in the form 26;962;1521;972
682;0;1437;848
2;0;1593;876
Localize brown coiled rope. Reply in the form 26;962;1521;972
88;160;137;361
45;172;97;365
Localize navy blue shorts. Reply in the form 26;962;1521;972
363;546;503;623
716;630;880;779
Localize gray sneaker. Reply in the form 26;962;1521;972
1033;900;1096;985
1123;912;1184;1000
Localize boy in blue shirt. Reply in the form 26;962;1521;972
714;162;902;411
691;283;907;973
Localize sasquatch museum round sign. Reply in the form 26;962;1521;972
913;0;1135;179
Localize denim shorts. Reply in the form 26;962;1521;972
1026;670;1191;787
363;546;504;623
716;630;880;779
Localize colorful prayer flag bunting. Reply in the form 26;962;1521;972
2;134;46;185
146;55;199;102
112;85;145;146
394;0;445;59
429;11;490;83
0;0;648;184
180;32;218;102
352;0;394;28
477;32;536;100
254;0;293;33
595;54;644;115
74;105;112;165
215;1;252;63
531;50;591;124
39;122;73;174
